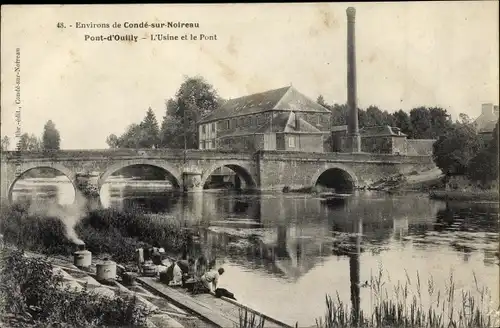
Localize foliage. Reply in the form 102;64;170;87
105;134;119;149
79;208;189;258
18;133;42;151
0;202;75;256
42;120;61;150
0;204;189;264
160;76;223;149
432;118;481;176
140;107;160;148
467;120;499;187
0;248;151;327
1;136;10;151
315;268;499;328
159;115;184;149
316;96;452;140
392;110;413;136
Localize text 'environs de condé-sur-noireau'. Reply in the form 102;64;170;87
74;21;200;29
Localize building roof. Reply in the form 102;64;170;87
474;103;499;133
198;86;330;124
360;125;407;137
218;111;323;138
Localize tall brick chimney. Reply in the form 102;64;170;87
346;7;361;153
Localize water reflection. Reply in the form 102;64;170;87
9;179;500;326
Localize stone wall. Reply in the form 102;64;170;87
406;139;435;156
255;151;435;190
360;135;408;154
218;135;261;152
277;133;323;152
1;149;435;201
392;137;408;155
216;112;273;138
361;136;393;153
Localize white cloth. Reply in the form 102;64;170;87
171;263;183;285
201;271;220;291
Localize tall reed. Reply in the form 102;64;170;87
316;266;499;328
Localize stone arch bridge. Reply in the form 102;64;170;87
0;148;434;203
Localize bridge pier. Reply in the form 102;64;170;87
182;172;203;193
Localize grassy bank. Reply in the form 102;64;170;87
0;248;151;327
429;190;499;202
0;202;190;264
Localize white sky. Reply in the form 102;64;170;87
1;2;498;149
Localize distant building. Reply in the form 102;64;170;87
197;86;332;152
330;125;427;155
474;103;499;137
197;85;437;156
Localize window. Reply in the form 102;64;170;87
288;135;296;148
226;120;230;129
202;125;206;133
206;140;212;149
212;139;216;148
200;140;205;149
211;123;215;132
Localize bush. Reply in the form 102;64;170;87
0;248;151;327
0;204;190;264
0;203;74;256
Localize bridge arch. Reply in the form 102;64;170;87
7;163;77;204
97;159;182;190
312;164;358;193
201;161;257;190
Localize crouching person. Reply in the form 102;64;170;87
200;267;224;293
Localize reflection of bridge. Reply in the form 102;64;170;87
1;148;433;203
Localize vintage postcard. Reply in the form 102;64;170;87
0;2;498;328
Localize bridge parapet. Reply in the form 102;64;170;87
256;150;434;164
1;149;254;161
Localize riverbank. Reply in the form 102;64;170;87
429;190;499;202
0;247;153;328
2;198;498;327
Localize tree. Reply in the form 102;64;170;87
330;104;349;126
18;133;42;151
159;76;221;149
116;124;143;148
1;136;10;151
432;120;481;176
467;120;499;187
317;95;326;107
363;105;394;127
42;120;61;150
392;110;413;136
428;107;453;139
410;107;432;139
140;107;160;148
160;115;184;149
106;134;120;149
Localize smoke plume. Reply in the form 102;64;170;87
27;189;93;245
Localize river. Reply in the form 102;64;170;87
11;178;500;326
